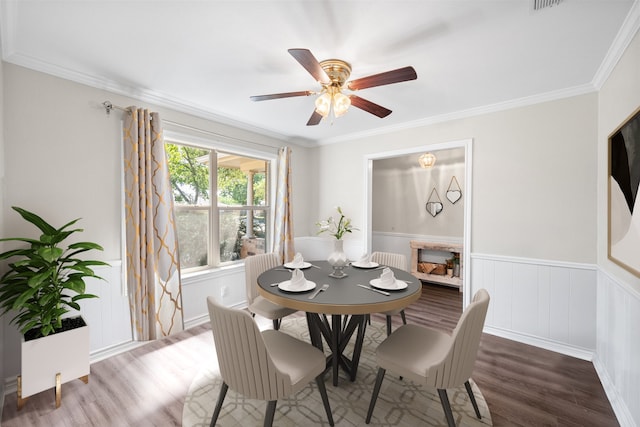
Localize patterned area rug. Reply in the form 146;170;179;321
183;317;492;427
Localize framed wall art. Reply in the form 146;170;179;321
608;105;640;277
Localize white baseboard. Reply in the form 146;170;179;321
89;340;149;365
484;326;594;361
3;377;16;396
593;354;636;427
184;314;210;330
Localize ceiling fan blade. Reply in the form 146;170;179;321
347;66;417;91
288;48;331;84
307;110;323;126
250;91;313;101
349;95;392;118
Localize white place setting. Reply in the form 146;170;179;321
277;268;316;293
369;267;409;291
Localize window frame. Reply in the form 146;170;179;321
164;130;277;273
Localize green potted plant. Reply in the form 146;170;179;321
0;206;108;408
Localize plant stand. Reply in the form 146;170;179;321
17;372;89;410
17;316;90;410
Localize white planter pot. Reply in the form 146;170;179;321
19;315;90;407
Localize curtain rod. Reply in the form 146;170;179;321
102;101;131;115
101;100;280;150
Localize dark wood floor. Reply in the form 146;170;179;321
1;283;619;426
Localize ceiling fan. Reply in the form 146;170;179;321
250;48;418;126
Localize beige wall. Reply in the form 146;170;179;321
598;28;640;290
1;63;309;261
314;93;599;264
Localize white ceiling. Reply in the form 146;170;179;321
1;1;638;145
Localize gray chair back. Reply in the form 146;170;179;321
244;253;280;305
427;289;490;388
207;296;292;400
370;251;408;271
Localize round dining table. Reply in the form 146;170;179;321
257;260;421;386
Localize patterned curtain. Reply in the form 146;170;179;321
123;107;184;341
273;146;295;263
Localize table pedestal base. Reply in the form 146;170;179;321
306;312;367;386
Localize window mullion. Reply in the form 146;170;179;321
210;150;220;266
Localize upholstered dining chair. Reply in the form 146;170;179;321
370;251;409;336
245;252;296;330
365;288;490;427
207;296;334;427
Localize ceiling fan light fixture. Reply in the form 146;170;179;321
315;92;332;117
419;152;437;168
333;92;351;117
250;49;417;126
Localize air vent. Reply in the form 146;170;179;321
533;0;563;10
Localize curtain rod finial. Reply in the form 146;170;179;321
102;101;113;115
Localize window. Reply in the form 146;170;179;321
166;141;270;271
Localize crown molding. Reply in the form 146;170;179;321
0;0;16;59
592;0;640;89
316;83;597;146
0;49;604;150
2;51;317;147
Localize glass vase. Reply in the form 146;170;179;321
327;239;348;278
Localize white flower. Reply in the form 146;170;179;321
316;206;358;240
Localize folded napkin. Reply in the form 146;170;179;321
379;267;397;288
358;253;372;266
289;268;307;290
290;252;305;268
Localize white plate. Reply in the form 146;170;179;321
278;280;316;293
351;261;380;269
369;278;408;291
283;262;312;270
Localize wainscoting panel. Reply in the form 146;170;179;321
594;270;640;427
181;266;246;329
470;254;597;360
369;235;598;358
80;262;132;354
